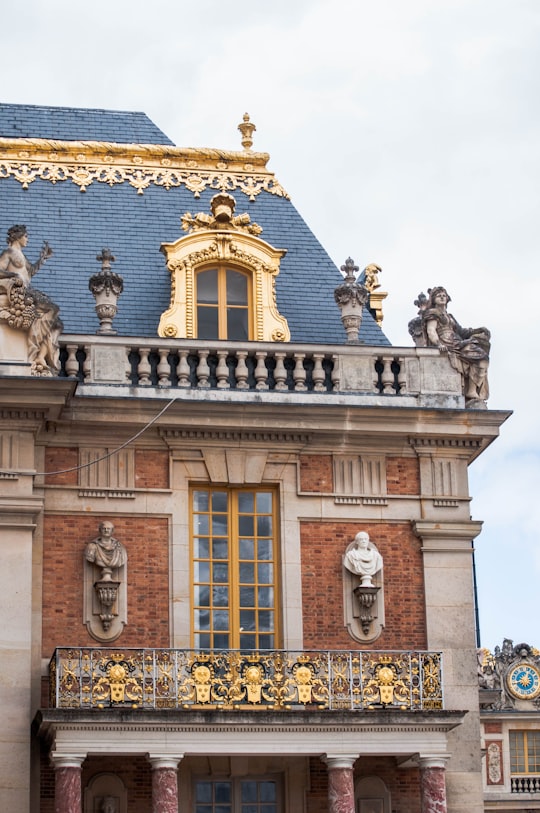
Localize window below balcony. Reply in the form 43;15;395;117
191;487;279;650
194;778;279;813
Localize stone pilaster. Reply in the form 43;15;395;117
324;755;357;813
148;755;182;813
51;754;85;813
419;757;448;813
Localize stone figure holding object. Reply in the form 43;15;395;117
411;286;491;407
344;531;383;587
0;225;62;375
85;521;127;578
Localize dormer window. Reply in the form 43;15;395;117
196;267;251;341
158;194;290;342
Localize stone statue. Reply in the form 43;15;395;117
344;531;383;587
409;286;490;407
85;521;127;578
0;225;63;375
100;796;118;813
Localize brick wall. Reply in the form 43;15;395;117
299;454;333;492
386;456;420;495
42;514;170;657
44;447;78;486
135;449;169;489
301;521;426;649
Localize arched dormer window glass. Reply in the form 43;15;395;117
158;194;290;342
196;267;251;341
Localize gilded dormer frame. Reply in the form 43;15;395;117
158;196;290;342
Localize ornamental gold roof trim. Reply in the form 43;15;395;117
0;136;289;200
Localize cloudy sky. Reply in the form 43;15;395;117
3;0;539;650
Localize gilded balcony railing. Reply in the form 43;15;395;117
49;648;443;711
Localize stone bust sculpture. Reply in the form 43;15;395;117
344;531;383;587
85;521;127;578
100;796;118;813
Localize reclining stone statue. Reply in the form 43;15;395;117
0;225;62;375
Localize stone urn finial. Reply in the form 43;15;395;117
238;112;256;150
334;257;369;343
89;249;124;335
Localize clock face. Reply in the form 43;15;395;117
507;663;540;699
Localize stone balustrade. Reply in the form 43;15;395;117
57;336;464;405
511;775;540;793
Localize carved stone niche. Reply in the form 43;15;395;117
342;532;385;643
84;773;127;813
83;521;128;643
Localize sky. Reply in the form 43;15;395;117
3;0;539;651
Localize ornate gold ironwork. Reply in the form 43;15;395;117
51;648;443;711
0;137;289;200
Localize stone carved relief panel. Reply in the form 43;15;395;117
333;455;387;505
79;447;135;498
486;741;503;785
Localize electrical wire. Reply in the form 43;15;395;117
33;397;177;477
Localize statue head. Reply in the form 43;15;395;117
99;520;115;538
6;224;28;245
427;286;450;308
354;531;370;549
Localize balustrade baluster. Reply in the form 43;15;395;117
397;357;407;394
274;351;288;390
312;353;326;392
381;356;395;394
216;350;230;389
177;351;190;387
196;350;211;388
331;354;340;392
65;344;80;378
293;353;307;391
157;348;171;387
234;350;249;389
138;348;152;386
83;345;91;382
254;351;269;390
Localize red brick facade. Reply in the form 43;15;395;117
42;514;170;657
44;447;78;486
300;521;426;649
299;454;333;492
135;449;169;489
386;456;420;495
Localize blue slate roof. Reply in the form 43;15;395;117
0;104;389;346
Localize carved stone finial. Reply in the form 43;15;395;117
238;112;256;150
89;249;124;335
334;257;369;344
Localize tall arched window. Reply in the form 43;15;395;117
196;267;251;341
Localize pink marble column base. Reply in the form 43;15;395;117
420;765;447;813
54;765;82;813
326;757;356;813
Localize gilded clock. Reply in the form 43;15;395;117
507;663;540;700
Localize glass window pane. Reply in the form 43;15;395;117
194;514;209;535
257;516;272;536
226;270;248;304
240;633;256;650
238;492;254;512
260;782;276;801
214;633;229;649
257;539;272;560
258;563;273;583
198;306;219;339
212;492;228;512
240;586;255;607
196;632;210;649
240;610;256;630
256;492;272;512
193;491;209;512
194;538;209;559
213;563;229;583
258;587;274;608
241;781;257;802
239;515;254;536
195;586;210;607
196;782;212;802
240;562;255;583
215;782;232;802
240;538;255;559
227;308;249;341
258;610;274;631
194;561;210;582
212;515;228;536
213;610;229;630
212;585;229;607
197;269;219;303
212;539;228;559
194;609;210;629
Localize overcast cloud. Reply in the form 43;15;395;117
3;0;539;650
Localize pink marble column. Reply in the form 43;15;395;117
324;755;357;813
51;754;85;813
148;755;182;813
419;757;448;813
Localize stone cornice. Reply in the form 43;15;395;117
0;137;288;200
